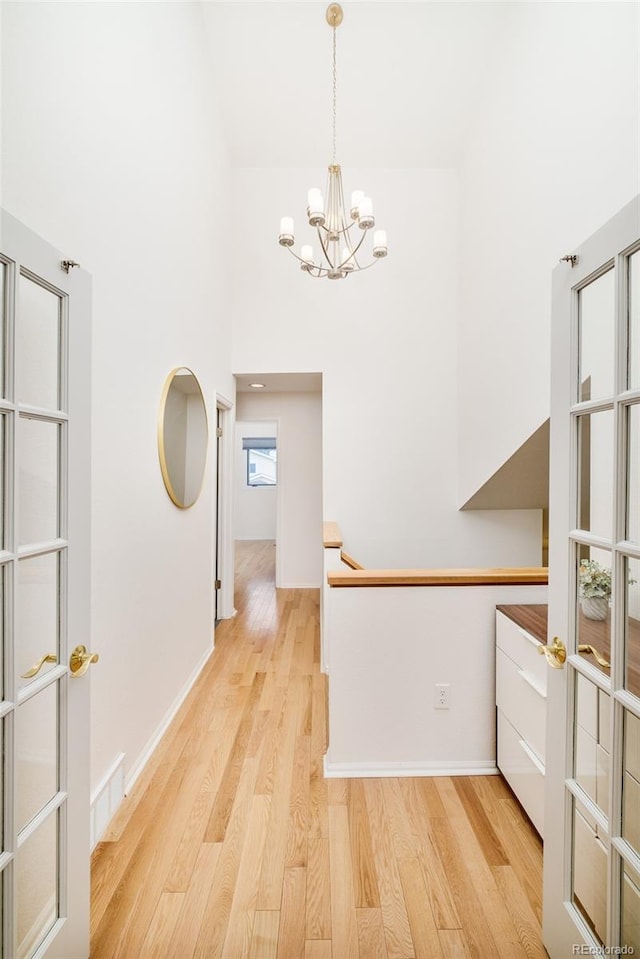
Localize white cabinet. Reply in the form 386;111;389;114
496;608;547;836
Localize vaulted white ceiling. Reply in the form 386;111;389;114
203;2;513;169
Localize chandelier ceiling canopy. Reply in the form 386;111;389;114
278;3;388;280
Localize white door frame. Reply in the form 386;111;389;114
215;394;235;621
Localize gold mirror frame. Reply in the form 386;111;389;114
157;367;209;509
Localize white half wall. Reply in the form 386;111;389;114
234;420;278;540
236;391;323;588
325;583;548;775
1;1;233;801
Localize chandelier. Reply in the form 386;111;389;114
278;3;388;280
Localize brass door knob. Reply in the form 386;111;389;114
69;645;99;677
537;637;567;669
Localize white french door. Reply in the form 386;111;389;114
0;211;92;959
544;195;640;956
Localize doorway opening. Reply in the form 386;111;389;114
233;373;323;594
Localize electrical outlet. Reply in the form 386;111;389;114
434;683;451;709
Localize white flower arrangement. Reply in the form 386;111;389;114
578;559;611;599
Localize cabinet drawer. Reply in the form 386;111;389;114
497;709;544;837
496;611;547;692
496;647;546;763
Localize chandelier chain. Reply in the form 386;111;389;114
332;26;337;164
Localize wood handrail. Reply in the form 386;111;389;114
328;567;549;588
340;550;364;571
323;521;343;549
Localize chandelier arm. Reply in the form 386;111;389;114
350;257;382;272
346;228;369;262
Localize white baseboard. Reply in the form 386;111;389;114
278;583;321;590
323;757;499;778
125;645;214;797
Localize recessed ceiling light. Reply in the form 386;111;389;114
249;382;266;389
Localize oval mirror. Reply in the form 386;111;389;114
157;367;209;508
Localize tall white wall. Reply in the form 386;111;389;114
234;420;278;540
236;391;323;588
232;167;542;569
1;2;233;800
458;1;640;506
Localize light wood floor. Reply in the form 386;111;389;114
90;539;548;959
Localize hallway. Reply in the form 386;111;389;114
90;540;547;958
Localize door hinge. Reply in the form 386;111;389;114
60;259;80;273
215;579;221;590
216;427;223;438
560;254;578;268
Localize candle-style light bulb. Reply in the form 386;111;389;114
373;230;388;258
307;189;325;227
300;244;314;271
358;197;374;230
278;216;295;247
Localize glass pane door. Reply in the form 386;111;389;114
546;197;640;958
0;209;92;959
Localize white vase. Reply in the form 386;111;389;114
581;596;609;621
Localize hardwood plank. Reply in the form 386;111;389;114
165;843;222;959
469;777;543;923
306;837;332;941
348;779;380;908
276;867;307;959
437;929;472;959
417;778;447;819
433;779;529;959
328;804;359;959
452;778;509;868
205;672;266;842
364;778;414;959
221;793;271;959
356;908;389;959
192;757;260;958
380;780;416;862
250;911;280;959
492;865;548;959
328;778;348;805
305;941;333;959
139;892;186;958
254;688;288;796
286;734;311;868
398;857;443;959
256;681;302;909
397;777;460;932
428;814;503;959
